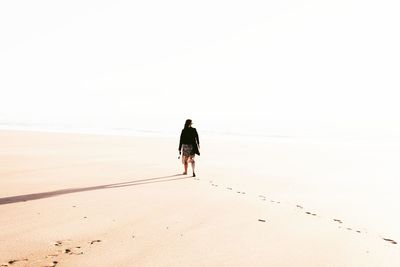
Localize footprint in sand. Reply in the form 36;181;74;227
53;240;71;247
333;219;343;224
258;195;267;201
3;259;28;265
296;205;303;209
258;219;266;222
64;247;84;255
44;261;58;267
226;187;233;190
382;238;397;245
90;240;102;245
305;212;317;216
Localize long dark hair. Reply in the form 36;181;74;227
184;119;192;129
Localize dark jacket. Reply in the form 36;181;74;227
179;127;200;155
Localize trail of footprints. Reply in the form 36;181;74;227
2;175;397;265
1;239;102;267
204;178;398;247
2;202;105;267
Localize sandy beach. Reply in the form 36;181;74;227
1;130;400;267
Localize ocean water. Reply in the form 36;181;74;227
1;120;399;142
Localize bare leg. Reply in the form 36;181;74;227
183;156;188;174
191;158;196;177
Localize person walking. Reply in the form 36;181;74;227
179;119;200;177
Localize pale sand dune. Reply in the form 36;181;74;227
1;130;400;266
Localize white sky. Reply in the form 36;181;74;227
1;0;399;136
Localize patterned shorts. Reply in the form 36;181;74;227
182;144;195;159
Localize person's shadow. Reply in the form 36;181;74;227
0;174;189;205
